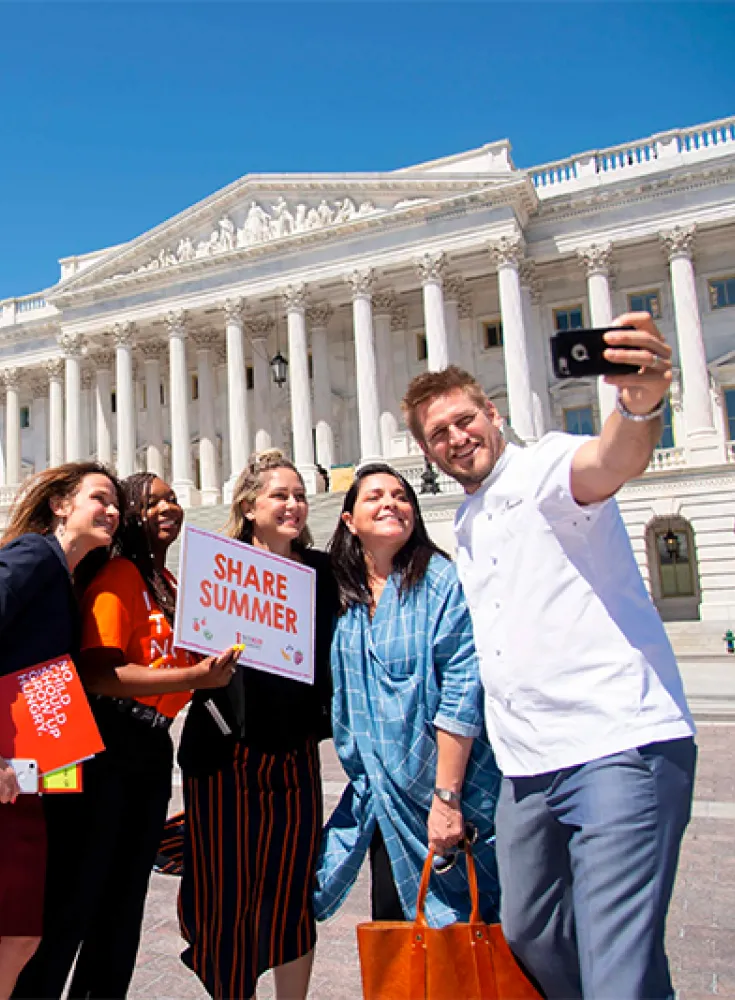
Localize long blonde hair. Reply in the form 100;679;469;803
224;449;313;548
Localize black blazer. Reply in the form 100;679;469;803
178;547;338;774
0;533;79;679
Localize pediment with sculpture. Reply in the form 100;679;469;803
50;171;535;300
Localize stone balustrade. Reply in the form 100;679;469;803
648;447;687;472
530;114;735;194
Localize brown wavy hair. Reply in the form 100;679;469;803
1;461;123;547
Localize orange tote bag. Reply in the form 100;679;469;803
356;844;542;1000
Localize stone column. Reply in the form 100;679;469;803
193;331;220;505
166;310;195;506
0;393;5;487
113;322;136;478
443;275;466;367
457;293;475;374
58;332;84;461
415;252;449;371
30;378;47;474
45;358;64;468
489;236;537;443
139;343;164;477
578;243;617;423
306;303;335;471
345;268;382;462
519;260;551;437
223;298;250;499
661;226;721;464
246;314;275;454
3;369;21;486
283;284;317;494
372;290;400;458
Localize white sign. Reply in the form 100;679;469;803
174;525;316;685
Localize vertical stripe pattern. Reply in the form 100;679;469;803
179;739;322;1000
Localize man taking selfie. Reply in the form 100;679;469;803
402;313;696;1000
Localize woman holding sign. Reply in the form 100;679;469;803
15;473;239;1000
0;461;122;1000
177;449;337;1000
314;463;501;928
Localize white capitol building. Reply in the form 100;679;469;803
1;115;734;627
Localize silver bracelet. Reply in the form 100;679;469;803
615;394;666;422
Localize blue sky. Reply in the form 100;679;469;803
1;1;733;300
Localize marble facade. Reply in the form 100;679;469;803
1;115;735;622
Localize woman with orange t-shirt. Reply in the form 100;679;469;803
15;473;239;1000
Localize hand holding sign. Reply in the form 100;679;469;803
188;645;242;690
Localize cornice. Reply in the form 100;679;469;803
532;160;735;228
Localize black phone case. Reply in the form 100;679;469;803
551;328;638;379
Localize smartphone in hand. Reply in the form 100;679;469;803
8;758;39;795
551;327;638;379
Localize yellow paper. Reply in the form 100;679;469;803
42;764;82;793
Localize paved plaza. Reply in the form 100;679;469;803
126;709;735;1000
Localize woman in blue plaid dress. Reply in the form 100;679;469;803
314;463;501;928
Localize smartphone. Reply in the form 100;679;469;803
8;758;39;795
551;327;638;379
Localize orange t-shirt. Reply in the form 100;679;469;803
81;556;196;719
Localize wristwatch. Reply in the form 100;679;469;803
434;787;461;804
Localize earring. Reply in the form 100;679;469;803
57;520;66;539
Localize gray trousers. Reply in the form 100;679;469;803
496;738;696;1000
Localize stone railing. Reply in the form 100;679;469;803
648;447;687;472
530;115;735;193
0;485;18;507
389;454;465;497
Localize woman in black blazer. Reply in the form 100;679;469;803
0;461;121;1000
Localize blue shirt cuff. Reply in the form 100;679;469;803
433;714;481;739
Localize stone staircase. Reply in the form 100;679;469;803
171;498;734;663
169;492;347;575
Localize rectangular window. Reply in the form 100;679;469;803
553;306;584;332
160;382;166;406
308;353;314;380
658;396;675;449
246;366;254;391
628;290;661;319
416;333;427;362
191;374;199;401
725;387;735;441
20;406;31;430
141;383;147;410
483;320;503;349
709;276;735;310
111;391;117;414
563;405;595;436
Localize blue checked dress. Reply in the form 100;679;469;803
314;555;501;928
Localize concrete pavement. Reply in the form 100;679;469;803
128;710;735;1000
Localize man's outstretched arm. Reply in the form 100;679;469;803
571;312;672;505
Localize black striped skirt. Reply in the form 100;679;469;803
179;739;322;1000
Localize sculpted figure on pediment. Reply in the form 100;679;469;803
158;248;177;268
294;204;308;232
239;201;271;245
305;206;321;229
218;216;235;251
177;237;195;262
317;200;333;225
358;201;377;216
393;197;430;210
334;198;357;224
270;198;294;238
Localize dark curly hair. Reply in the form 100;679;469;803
328;462;447;615
114;472;177;625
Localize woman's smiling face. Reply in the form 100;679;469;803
342;472;415;553
246;468;308;546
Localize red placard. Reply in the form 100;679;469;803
0;655;104;775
